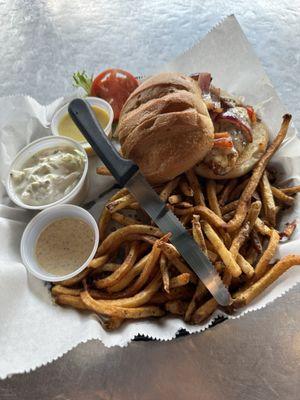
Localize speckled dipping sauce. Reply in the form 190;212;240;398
35;218;95;276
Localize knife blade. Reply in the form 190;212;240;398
68;98;232;306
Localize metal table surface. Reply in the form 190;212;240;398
1;1;300;399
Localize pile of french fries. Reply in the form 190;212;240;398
52;114;300;330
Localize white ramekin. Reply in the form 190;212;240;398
51;96;114;154
20;204;99;282
6;135;89;210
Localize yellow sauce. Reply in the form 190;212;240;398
35;218;95;276
58;106;110;142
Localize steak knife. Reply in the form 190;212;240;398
68;98;232;306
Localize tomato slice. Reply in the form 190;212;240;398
91;69;138;120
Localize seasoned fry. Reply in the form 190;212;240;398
230;222;251;258
95;242;139;288
193;206;227;228
169;273;190;289
248;201;262;230
168;194;183;205
55;294;87;310
96;166;112;176
250;230;263;253
52;285;81;297
221;200;239;215
254;229;280;280
191;298;218;324
280;185;300;195
150;287;193;304
219;178;238;206
186;168;205;206
165;300;189;315
175;201;194;209
179;178;194;197
98;188;128;241
226;114;292;232
271;186;294;206
100;317;124;331
223;210;236;222
160;253;170;293
207;179;222;217
111;212;140;226
192;215;207;255
58;268;90;287
98;225;162;255
157;242;197;283
202;221;242;278
236;254;254;279
106;193;136;213
107;254;149;293
254;217;272;236
280;220;297;240
228;178;250;202
184;281;207;322
159;177;180;202
233;255;300;308
89;254;109;269
260;172;276;226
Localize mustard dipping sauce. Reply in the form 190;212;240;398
58;106;110;142
35;218;95;276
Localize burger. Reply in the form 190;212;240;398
116;72;269;183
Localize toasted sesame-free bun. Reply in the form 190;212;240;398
116;72;214;184
195;121;269;179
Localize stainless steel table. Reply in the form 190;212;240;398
1;1;300;398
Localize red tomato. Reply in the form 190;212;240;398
91;69;138;120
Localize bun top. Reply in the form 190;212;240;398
116;72;214;184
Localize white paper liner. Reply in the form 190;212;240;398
1;15;300;379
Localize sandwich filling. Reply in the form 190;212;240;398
194;73;256;176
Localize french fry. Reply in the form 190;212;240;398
184;281;207;322
186;168;205;206
98;188;128;241
280;220;297;240
260;172;276;226
95;242;139;288
58;268;91;287
230;222;251;259
254;229;280;280
106;193;136;213
55;294;87;310
246;246;258;266
179;178;194;197
165;300;189;315
280;185;300;195
226;114;292;232
254;217;272;236
207;180;222;217
100;317;124;331
150;286;193;304
52;285;81;297
89;254;109;269
160;253;170;293
250;230;263;253
202;221;242;278
228;178;250;202
221;200;239;215
107;254;149;293
168;194;183;205
271;186;294;206
193;206;227;228
98;225;162;255
175;201;194;209
215;183;225;195
157;242;197;283
191;298;218;324
236;254;254;279
96;166;112;176
159;177;180;202
192;215;207;255
247;201;262;230
111;212;140;226
219;178;238;206
169;273;190;289
233;255;300;308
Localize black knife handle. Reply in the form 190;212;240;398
68;98;138;186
